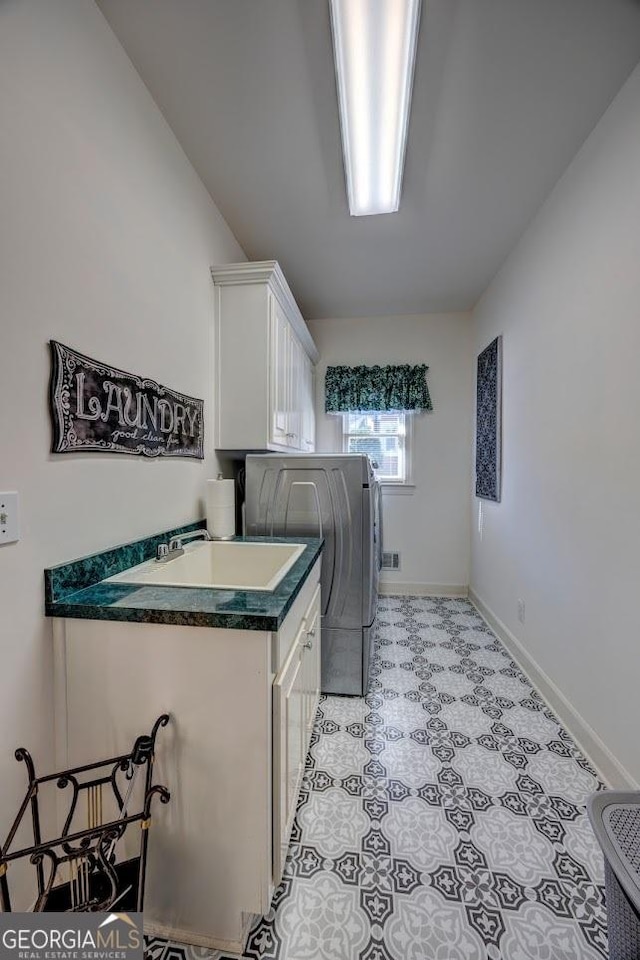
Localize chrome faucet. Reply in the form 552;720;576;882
155;529;211;562
169;529;212;551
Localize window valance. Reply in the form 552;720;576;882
325;364;432;413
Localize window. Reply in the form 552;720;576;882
342;411;410;483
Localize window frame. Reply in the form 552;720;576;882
340;410;413;486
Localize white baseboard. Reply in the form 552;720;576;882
379;581;469;598
144;918;249;955
469;588;639;790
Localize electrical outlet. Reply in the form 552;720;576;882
0;492;20;544
517;598;525;624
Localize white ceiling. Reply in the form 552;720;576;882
97;0;640;319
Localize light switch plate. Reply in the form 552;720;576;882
0;492;20;544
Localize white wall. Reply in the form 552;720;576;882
471;61;640;786
309;314;473;593
0;0;243;877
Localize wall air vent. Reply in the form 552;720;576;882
381;551;401;571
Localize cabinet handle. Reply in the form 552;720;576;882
307;628;316;638
286;432;297;439
303;640;313;650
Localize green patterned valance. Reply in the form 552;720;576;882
325;364;432;413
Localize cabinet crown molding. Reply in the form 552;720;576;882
211;260;318;364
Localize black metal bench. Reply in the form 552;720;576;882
0;715;170;913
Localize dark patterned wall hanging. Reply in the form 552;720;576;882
475;336;502;501
49;341;204;459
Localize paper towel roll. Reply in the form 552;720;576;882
206;478;236;539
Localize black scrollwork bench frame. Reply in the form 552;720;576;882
0;715;170;912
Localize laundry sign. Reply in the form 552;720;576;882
49;340;204;459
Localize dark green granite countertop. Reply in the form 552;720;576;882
45;522;323;631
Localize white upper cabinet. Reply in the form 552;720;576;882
300;351;316;451
211;261;318;453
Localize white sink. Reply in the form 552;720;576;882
106;540;306;592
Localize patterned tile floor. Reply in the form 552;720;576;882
146;596;608;960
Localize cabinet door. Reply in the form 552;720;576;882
302;584;321;735
287;332;302;449
309;358;317;451
269;298;290;446
273;626;305;886
301;355;316;452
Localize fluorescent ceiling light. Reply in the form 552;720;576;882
329;0;421;217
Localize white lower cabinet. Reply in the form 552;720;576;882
53;560;321;955
302;584;321;736
273;583;321;885
273;626;305;883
